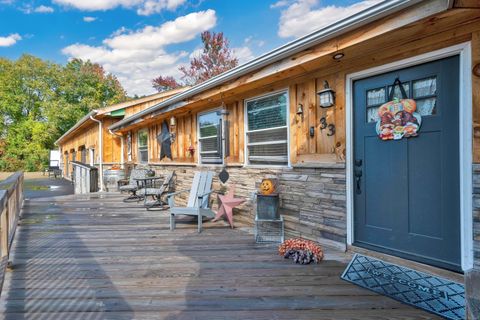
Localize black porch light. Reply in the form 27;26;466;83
317;80;335;108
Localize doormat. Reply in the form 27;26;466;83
341;254;465;320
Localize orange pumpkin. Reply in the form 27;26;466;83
260;179;275;195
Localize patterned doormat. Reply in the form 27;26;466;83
341;254;465;320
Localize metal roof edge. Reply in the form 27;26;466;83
109;0;443;132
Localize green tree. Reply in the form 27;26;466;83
0;55;126;171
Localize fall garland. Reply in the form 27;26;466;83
278;238;324;264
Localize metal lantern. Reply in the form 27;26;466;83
169;115;176;127
296;103;304;115
317;81;335;108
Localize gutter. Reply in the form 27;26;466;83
90;115;104;191
110;0;431;132
55;110;98;145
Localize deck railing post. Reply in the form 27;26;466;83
0;201;8;259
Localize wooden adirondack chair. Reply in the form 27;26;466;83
167;171;215;233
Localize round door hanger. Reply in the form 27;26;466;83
376;78;422;141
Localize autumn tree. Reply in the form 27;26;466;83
152;31;238;92
152;76;181;92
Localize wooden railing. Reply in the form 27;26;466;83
0;172;24;292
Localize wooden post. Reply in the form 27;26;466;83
0;200;8;258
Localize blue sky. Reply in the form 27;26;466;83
0;0;381;96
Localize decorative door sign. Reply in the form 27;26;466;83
376;78;422;141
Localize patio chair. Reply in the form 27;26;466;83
120;168;149;202
137;171;175;211
168;171;216;233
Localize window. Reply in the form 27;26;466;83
245;91;288;166
198;110;223;164
365;76;438;123
138;130;148;163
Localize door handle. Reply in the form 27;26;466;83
355;169;362;194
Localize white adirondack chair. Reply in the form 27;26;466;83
168;171;216;233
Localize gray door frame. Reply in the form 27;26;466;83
345;42;473;271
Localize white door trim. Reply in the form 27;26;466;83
345;42;473;271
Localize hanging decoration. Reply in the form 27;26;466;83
218;97;230;184
376;78;421;141
126;131;132;161
157;120;172;160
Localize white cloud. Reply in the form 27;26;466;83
62;10;217;96
19;4;55;14
83;16;97;22
276;0;383;38
34;5;54;13
53;0;186;15
0;33;21;47
137;0;186;15
270;0;289;9
233;46;254;64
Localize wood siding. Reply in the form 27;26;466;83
122;8;480;166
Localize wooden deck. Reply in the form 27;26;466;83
0;192;440;319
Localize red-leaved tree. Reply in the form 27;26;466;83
152;76;181;92
151;31;238;92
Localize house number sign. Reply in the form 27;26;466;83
320;117;335;136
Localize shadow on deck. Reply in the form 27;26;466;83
0;192;441;319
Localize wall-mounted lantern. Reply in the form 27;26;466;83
169;115;176;127
317;80;335;108
296;103;304;116
169;116;176;143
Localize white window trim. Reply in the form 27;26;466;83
137;129;149;163
243;89;291;168
345;42;473;271
197;107;224;166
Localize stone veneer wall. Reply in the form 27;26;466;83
148;164;347;250
473;164;480;268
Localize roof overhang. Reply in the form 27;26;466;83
109;0;451;132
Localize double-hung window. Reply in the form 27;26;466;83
137;130;148;163
198;110;223;164
245;91;289;166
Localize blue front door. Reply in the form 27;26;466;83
353;56;461;271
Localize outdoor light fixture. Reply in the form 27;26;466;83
296;103;304;116
169;115;176;127
332;52;345;61
169;116;177;143
317;81;335;108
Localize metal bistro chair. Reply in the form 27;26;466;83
120;168;149;202
137;171;175;211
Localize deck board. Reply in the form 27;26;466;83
0;193;440;319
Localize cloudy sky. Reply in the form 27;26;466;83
0;0;382;96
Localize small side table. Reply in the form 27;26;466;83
213;185;245;228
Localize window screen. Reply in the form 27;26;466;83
138;130;148;163
245;92;288;166
198;111;222;164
